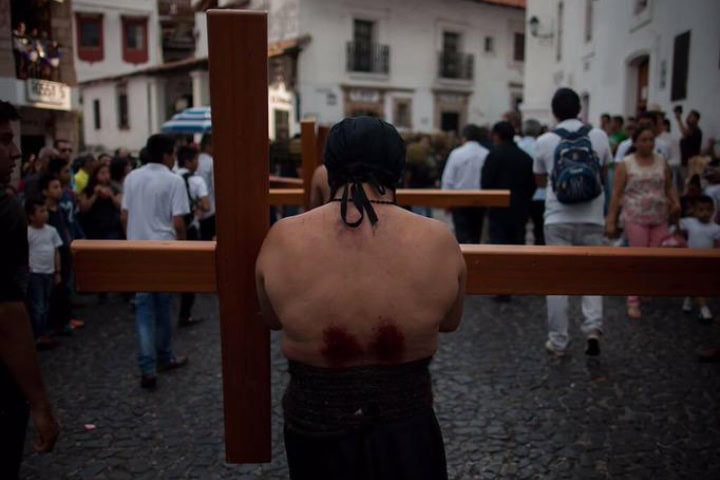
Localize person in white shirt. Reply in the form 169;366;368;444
175;145;210;328
196;134;216;240
533;88;612;357
679;195;720;322
614;112;670;164
441;124;489;243
121;134;190;389
25;198;63;348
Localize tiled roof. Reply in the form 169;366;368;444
473;0;526;9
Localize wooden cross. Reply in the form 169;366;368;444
71;11;720;465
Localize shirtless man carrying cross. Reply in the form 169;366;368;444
256;117;466;479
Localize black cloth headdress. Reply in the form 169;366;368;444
324;117;406;227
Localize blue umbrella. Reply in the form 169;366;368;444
161;106;212;134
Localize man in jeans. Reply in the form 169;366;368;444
533;88;611;357
121;134;190;389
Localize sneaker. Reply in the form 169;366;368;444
627;305;641;319
682;297;693;313
585;332;601;356
697;348;720;363
158;355;189;372
178;316;205;328
545;340;566;357
698;306;713;325
70;319;85;329
140;374;157;390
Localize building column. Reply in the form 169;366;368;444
147;76;167;133
189;70;210;107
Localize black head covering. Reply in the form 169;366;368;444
324;117;406;228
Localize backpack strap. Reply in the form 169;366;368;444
553;128;571;139
554;125;591;140
181;172;195;224
576;125;591;137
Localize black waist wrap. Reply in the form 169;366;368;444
283;358;434;436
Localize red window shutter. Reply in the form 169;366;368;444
76;13;104;63
121;16;149;64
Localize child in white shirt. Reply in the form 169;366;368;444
679;195;720;322
26;197;63;348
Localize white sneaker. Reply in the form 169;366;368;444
682;297;693;313
545;340;566;357
699;306;713;324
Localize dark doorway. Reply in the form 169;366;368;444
441;111;459;134
635;56;649;114
21;134;46;167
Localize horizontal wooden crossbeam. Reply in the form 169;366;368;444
269;175;303;187
268;189;511;207
72;240;720;296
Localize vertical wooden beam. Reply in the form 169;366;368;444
207;10;270;463
300;120;317;210
316;124;330;166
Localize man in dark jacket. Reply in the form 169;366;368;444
481;121;535;246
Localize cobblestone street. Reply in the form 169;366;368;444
21;293;720;479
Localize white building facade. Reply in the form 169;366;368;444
80;0;527;152
196;0;527;138
73;0;170;151
522;0;720;138
291;0;526;134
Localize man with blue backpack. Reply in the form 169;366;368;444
533;88;613;358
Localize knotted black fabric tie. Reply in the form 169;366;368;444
324;117;406;228
336;170;396;227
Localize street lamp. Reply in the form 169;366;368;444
528;15;554;39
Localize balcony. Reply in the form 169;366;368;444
346;41;390;74
438;51;474;80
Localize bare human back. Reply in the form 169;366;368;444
256;200;465;368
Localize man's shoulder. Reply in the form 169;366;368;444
588;126;608;139
189;175;207;191
199;153;214;166
619;137;632;147
535;132;559;159
156;166;185;185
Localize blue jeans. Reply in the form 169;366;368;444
135;293;174;375
27;273;54;338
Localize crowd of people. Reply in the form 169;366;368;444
6;133;217;356
2;85;720;477
12;22;62;81
436;88;720;357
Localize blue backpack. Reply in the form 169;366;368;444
551;126;603;204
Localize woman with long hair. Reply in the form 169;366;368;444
606;126;680;318
78;163;123;240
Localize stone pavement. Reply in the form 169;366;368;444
20;293;720;479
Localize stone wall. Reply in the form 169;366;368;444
0;0;14;77
51;0;77;86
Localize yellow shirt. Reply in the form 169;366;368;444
74;169;89;194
